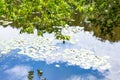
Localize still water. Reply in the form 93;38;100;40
0;25;120;80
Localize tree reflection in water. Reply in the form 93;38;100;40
28;70;47;80
1;10;120;43
28;71;34;80
69;12;120;42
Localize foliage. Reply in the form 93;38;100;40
70;0;120;42
77;0;120;42
0;0;120;41
0;0;73;40
87;0;120;28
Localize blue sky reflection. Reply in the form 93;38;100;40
0;26;120;80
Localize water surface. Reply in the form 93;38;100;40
0;26;120;80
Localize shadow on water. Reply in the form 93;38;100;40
0;50;107;80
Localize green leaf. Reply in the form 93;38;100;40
37;30;43;36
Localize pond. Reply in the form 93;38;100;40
0;25;120;80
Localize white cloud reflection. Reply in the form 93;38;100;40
55;64;60;68
4;65;30;80
0;26;111;72
66;75;98;80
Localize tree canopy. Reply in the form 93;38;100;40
0;0;120;41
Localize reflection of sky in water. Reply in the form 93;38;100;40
0;26;120;80
0;53;105;80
